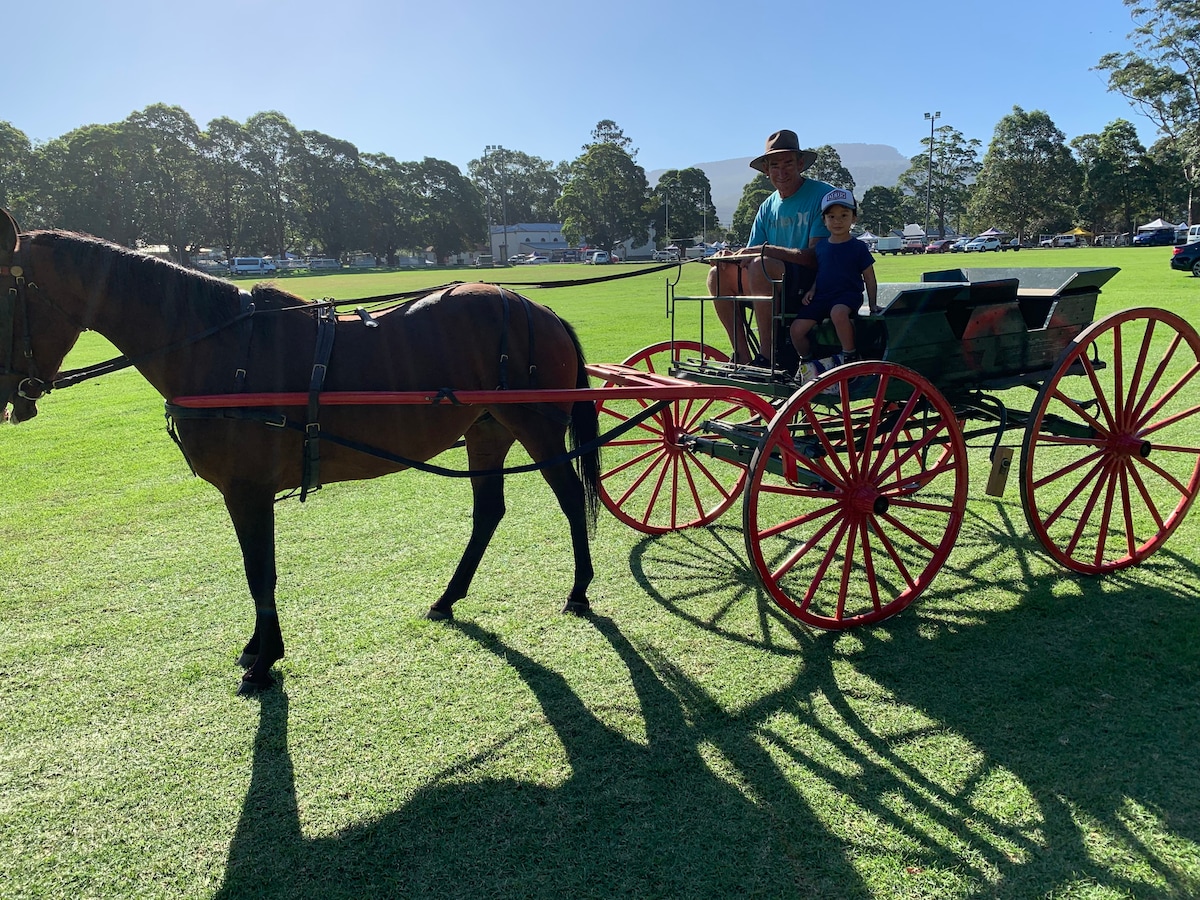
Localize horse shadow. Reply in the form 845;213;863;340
215;616;871;899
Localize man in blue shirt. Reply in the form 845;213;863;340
707;129;833;367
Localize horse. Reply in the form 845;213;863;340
0;209;601;693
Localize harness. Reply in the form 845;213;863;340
1;249;46;403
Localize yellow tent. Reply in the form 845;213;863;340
1068;227;1094;237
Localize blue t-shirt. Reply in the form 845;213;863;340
747;177;834;249
812;238;875;308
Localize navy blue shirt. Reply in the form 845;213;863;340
812;238;875;309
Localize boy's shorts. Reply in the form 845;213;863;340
792;291;859;322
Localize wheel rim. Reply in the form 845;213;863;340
597;341;752;534
1021;307;1200;573
744;361;968;628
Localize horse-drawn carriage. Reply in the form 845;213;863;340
3;207;1197;692
590;263;1200;628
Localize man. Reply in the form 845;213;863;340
708;129;834;367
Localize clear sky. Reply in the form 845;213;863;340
7;0;1154;174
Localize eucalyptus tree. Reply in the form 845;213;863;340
35;123;144;247
897;126;981;238
408;157;484;262
198;117;252;261
859;185;907;237
0;121;32;223
1097;0;1200;220
359;152;417;266
969;106;1081;237
294;130;363;260
556;140;649;251
122;104;207;262
806;145;855;192
240;111;303;258
651;167;717;246
468;147;563;231
1071;119;1149;234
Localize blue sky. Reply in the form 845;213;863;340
8;0;1155;174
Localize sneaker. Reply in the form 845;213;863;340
748;354;772;369
794;357;826;386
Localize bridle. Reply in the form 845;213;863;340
0;241;48;402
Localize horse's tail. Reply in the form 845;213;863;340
561;317;602;534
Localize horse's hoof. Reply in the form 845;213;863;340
426;606;454;622
237;671;274;696
237;652;257;669
561;600;591;617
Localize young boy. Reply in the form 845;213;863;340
789;188;879;378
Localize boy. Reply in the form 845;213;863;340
790;188;879;379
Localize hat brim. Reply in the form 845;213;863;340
750;148;818;174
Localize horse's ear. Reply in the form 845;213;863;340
0;208;19;266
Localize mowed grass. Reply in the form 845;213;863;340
0;248;1198;899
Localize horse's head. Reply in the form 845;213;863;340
1;208;85;423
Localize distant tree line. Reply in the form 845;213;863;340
1;3;1196;258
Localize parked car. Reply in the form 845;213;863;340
228;257;277;275
1170;241;1200;275
520;255;550;264
1039;234;1078;248
949;237;972;253
584;251;610;265
1133;228;1176;246
965;236;1002;252
652;249;680;262
924;239;955;254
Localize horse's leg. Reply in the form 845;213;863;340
427;418;514;621
223;482;285;693
538;459;595;616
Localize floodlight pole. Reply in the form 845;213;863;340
924;111;941;238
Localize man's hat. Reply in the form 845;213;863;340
750;130;819;173
820;188;857;213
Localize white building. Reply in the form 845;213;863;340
490;223;569;261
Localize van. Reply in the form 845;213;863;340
228;257;276;275
1187;225;1200;245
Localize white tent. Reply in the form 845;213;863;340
902;223;926;237
1138;218;1180;231
857;230;879;242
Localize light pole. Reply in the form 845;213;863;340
924;111;940;239
486;144;508;262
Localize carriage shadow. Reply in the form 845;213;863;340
214;617;871;899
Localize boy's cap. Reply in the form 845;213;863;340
821;188;857;212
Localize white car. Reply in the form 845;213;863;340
965;237;1002;252
520;255;550;264
652;249;679;262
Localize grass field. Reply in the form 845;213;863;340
1;247;1198;899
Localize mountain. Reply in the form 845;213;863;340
648;143;911;232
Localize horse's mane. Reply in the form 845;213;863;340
29;230;314;325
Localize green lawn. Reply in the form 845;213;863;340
1;247;1197;899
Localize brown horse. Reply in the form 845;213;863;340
0;210;601;693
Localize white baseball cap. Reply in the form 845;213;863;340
821;188;857;213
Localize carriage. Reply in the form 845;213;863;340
589;263;1200;628
3;207;1198;692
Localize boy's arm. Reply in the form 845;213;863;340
863;265;879;314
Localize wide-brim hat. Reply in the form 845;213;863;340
750;129;818;174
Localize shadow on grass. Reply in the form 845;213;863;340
216;503;1199;899
215;618;870;898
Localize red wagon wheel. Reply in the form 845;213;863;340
1021;307;1200;573
744;361;969;628
596;340;757;534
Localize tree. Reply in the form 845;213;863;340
240;111;303;258
198;116;252;262
556;141;649;251
651;168;717;246
585;119;637;160
0;121;33;223
859;186;907;236
123;104;206;262
969;106;1081;238
1097;0;1200;221
806;145;855;192
469;147;563;233
896;126;981;238
294;130;363;260
1071;119;1150;235
408;157;484;263
730;173;773;243
359;152;417;266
